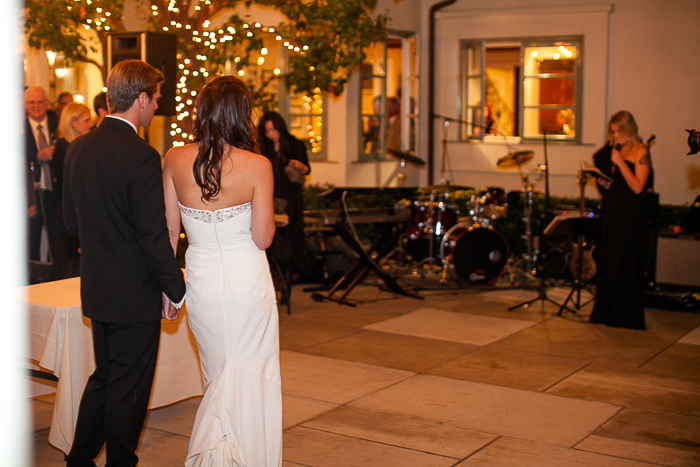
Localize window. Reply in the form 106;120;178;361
461;37;581;142
288;88;325;161
223;38;326;161
359;33;418;160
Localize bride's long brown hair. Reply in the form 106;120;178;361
192;76;258;202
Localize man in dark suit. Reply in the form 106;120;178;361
93;91;108;127
25;85;59;262
63;60;186;467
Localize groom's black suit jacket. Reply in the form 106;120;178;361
63;117;185;322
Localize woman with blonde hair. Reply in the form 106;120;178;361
590;110;653;329
52;101;93;279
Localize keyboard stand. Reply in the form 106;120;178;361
310;223;423;307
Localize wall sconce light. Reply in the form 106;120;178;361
55;68;68;78
46;51;56;67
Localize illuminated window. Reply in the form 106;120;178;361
360;33;418;160
226;37;326;160
288;88;325;160
462;38;581;142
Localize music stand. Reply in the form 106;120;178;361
545;213;598;315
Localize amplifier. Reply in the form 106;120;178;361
656;236;700;287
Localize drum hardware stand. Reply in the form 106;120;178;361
509;129;562;311
397;159;407;186
507;171;542;283
557;171;596;315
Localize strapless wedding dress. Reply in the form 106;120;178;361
179;201;282;467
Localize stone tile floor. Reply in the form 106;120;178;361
28;282;700;466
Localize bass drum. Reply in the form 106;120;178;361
441;223;509;285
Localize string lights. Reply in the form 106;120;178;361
50;0;322;151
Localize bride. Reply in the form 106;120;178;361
163;76;282;466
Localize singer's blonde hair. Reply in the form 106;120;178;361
607;110;642;146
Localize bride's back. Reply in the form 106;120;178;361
162;75;275;251
166;142;268;211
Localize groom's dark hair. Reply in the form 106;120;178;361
106;60;164;115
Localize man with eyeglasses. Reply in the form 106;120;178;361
25;85;59;265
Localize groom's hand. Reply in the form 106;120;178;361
162;293;181;321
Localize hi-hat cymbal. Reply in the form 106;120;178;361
387;148;426;166
497;150;535;168
422;182;474;193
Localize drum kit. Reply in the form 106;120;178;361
383;146;546;286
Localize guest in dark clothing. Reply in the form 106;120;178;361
257;111;310;289
93;91;108;127
51;102;93;280
590;110;653;330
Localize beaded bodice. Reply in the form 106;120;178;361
178;202;252;224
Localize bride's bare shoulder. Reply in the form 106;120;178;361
234;149;272;171
164;143;198;166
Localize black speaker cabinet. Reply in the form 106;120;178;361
106;32;177;116
656;236;700;288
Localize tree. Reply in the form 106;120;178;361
24;0;387;146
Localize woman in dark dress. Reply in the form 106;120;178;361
590;110;653;329
51;101;93;280
257;112;310;288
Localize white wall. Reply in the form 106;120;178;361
417;0;700;205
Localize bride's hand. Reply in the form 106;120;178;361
162;293;180;321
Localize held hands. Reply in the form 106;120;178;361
162;293;181;321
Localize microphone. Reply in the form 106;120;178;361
612;143;621;174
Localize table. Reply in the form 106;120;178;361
23;277;204;454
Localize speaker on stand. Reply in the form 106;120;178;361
106;31;177;117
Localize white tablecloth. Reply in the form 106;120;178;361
23;277;204;453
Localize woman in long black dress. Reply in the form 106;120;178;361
257;112;310;289
51;101;93;280
590;110;653;329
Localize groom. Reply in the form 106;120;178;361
63;60;186;467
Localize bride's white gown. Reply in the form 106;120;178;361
179;201;282;467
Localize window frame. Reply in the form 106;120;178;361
358;30;419;162
461;36;583;143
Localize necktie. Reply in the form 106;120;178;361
36;124;52;191
36;124;49;150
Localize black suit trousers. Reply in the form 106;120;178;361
66;320;161;467
29;189;57;262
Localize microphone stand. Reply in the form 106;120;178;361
509;129;562;312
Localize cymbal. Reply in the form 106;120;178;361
422;183;474;193
387;148;426;166
497;150;535;168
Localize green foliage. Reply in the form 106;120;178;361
252;0;387;96
24;0;387;115
24;0;125;82
658;204;689;232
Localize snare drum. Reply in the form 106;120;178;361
440;223;509;285
434;202;459;236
